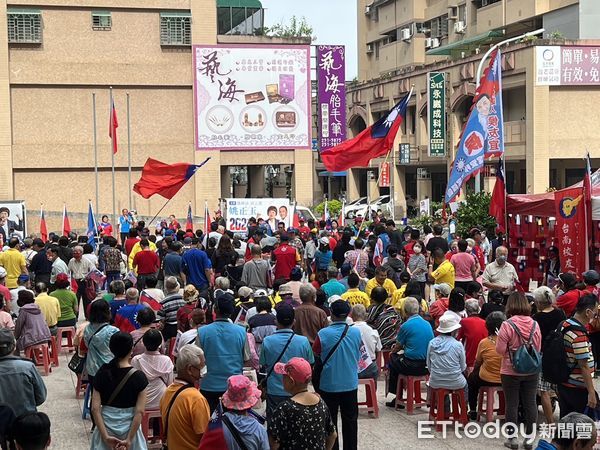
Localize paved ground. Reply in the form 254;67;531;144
38;350;563;450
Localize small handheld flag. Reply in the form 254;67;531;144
109;98;119;154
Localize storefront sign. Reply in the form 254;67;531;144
379;162;390;187
398;143;410;165
536;46;600;86
317;45;346;151
427;72;446;157
554;187;587;276
225;198;290;233
193;45;311;150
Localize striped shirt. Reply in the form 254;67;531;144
562;318;595;388
158;293;186;325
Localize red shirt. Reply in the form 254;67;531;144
0;284;10;310
125;237;140;256
473;245;486;270
457;315;488;367
297;226;310;241
273;244;298;281
99;222;113;237
556;289;583;318
132;249;160;275
585;285;600;297
244;238;256;262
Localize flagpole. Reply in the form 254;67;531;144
89;199;99;251
92;93;99;215
502;156;508;237
62;203;66;237
148;198;174;230
110;87;117;229
127;92;132;210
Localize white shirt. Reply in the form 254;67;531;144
353;321;382;361
175;328;198;356
202;231;222;249
83;253;98;267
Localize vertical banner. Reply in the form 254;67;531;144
317;45;346;152
427;72;446;157
398;143;411;164
379;162;390;187
555;187;587;276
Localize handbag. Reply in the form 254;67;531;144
68;324;108;374
161;383;194;450
312;324;349;392
258;332;295;399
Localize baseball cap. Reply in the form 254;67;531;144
279;284;293;296
275;303;295;326
237;286;254;299
253;289;268;298
287;227;297;234
298;217;305;222
216;293;235;316
0;329;14;355
433;283;452;297
583;270;600;286
274;357;312;383
330;299;351;318
183;237;192;245
559;272;577;288
17;274;29;283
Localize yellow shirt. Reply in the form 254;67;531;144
35;293;61;327
391;287;429;317
431;259;456;288
341;288;370;307
390;286;406;308
128;241;157;274
0;248;26;289
365;277;396;299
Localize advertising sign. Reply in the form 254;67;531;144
0;201;26;242
225;198;290;233
419;198;431;216
427;72;446;157
193;45;311;150
554;187;587;276
379;162;390;187
317;45;346;151
398;143;410;165
536;46;600;86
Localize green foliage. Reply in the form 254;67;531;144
549;30;565;40
409;201;444;230
455;192;497;237
314;200;342;218
265;16;315;41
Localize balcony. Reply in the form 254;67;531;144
504;120;525;144
217;2;264;36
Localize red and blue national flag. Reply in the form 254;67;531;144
186;203;194;231
133;157;210;200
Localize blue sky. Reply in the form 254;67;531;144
260;0;358;80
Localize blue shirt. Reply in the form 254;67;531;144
315;322;362;393
83;323;120;376
119;215;131;233
181;248;212;289
396;315;434;361
198;319;247;392
314;250;332;271
321;279;347;299
259;329;314;397
0;356;47;417
379;232;390;257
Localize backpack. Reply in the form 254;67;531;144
542;320;587;384
506;320;542;374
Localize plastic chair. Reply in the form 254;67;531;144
24;343;52;376
394;374;429;414
75;372;88;399
56;327;76;353
49;336;59;367
477;386;505;423
428;387;468;430
141;409;163;449
357;378;379;418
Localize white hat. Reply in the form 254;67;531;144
436;315;462;334
327;294;343;306
319;237;329;246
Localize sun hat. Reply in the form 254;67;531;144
183;285;199;303
221;375;261;411
436;315;462;334
279;284;293;296
237;286;254;300
433;283;452;297
274;357;312;383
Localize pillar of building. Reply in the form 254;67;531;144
416;178;432;203
483;174;497;193
347;168;360;201
0;2;14;200
248;165;265;197
393;165;407;219
526;47;550;194
367;170;380;202
293;149;314;206
220;166;231;198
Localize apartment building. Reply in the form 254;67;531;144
0;0;315;232
346;0;600;217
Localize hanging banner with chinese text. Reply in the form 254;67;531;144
193;45;311;150
398;143;410;164
554;187;587;277
536;46;600;85
427;72;446;157
317;45;346;152
379;162;390;187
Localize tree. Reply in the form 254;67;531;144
314;200;342;219
264;16;315;41
455;192;497;237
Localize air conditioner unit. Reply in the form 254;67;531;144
425;38;433;48
365;5;371;14
454;21;466;33
431;38;440;48
401;28;412;41
366;43;374;53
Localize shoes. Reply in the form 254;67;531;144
385;400;405;409
522;440;533;450
468;411;477;421
503;438;518;450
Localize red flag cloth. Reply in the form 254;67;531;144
292;213;300;228
186;203;194;231
555;187;586;276
109;99;118;154
62;205;71;237
489;158;506;233
133;158;210;200
40;208;48;242
320;90;411;172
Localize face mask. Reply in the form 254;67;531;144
414;247;422;254
496;255;507;265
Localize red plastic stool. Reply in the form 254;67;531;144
141;409;163;449
49;336;59;367
428;387;468;430
56;327;76;353
25;343;52;376
75;372;88;399
357;378;379;418
378;350;391;371
395;374;429;414
477;386;505;423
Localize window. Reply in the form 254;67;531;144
7;9;42;44
429;14;449;38
478;0;501;7
160;12;191;46
458;4;467;22
92;11;111;30
217;7;263;35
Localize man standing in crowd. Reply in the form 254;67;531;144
426;224;449;254
132;239;160;290
242;244;271;291
28;239;52;285
343;238;369;279
0;237;27;292
68;245;95;312
482;246;518;297
428;248;456;288
272;234;299;281
46;247;69;288
181;238;213;299
34;282;60;336
158;277;186;341
118;208;133;245
293;284;328;345
321;267;347;299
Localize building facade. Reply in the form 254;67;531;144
0;0;316;232
345;0;600;217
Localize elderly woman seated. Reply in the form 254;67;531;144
427;314;467;392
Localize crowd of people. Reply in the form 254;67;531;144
0;207;598;450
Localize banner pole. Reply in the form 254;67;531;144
148;198;173;227
127;92;132;210
92;93;99;215
110;87;117;228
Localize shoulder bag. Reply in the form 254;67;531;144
68;323;108;374
258;332;295;398
312;324;349;392
106;367;137;406
222;414;250;450
161;384;195;450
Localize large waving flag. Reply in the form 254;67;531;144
186;203;194;231
321;88;412;172
489;157;506;233
133;157;211;199
39;206;48;242
445;50;504;203
109;98;119;154
62;204;71;237
87;201;98;249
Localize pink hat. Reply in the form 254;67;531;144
221;375;261;411
274;357;312;384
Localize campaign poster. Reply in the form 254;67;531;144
0;201;26;242
225;198;290;233
194;44;311;150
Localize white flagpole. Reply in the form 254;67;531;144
110;87;117;228
92;93;99;215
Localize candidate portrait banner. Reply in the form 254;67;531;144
554;187;587;276
225;198;290;233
